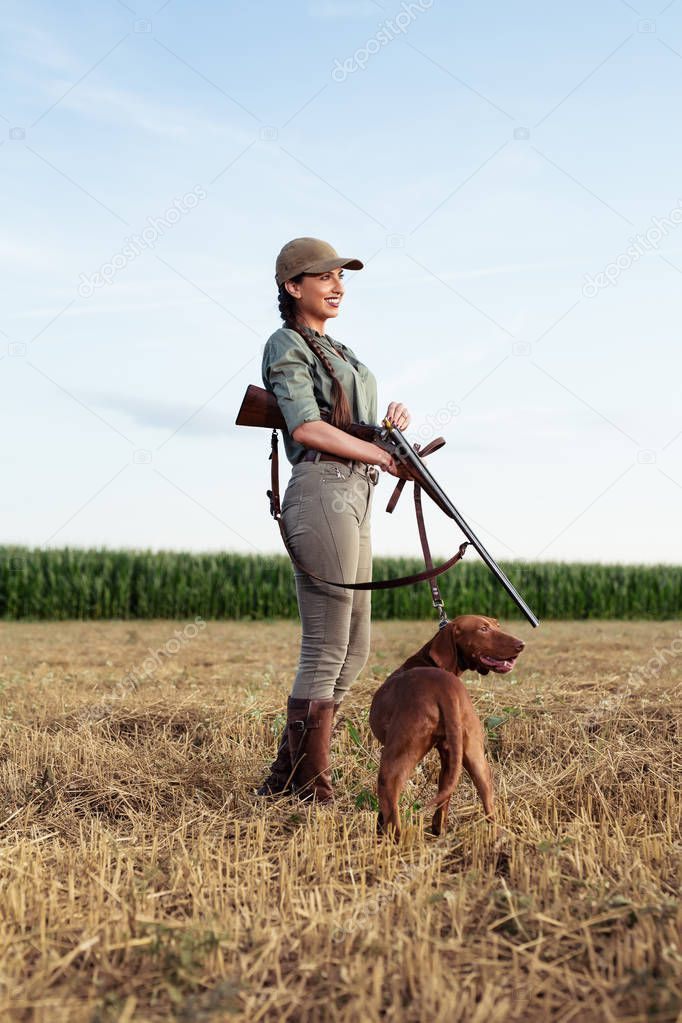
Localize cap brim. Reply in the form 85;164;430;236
302;256;364;274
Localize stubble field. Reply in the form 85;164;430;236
0;618;680;1022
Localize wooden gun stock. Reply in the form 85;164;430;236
235;384;380;443
235;384;287;430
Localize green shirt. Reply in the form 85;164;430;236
261;326;378;465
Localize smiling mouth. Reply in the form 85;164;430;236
479;654;517;673
325;297;340;308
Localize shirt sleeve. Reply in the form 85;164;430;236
262;331;322;434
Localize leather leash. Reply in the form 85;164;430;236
267;429;468;599
385;439;452;628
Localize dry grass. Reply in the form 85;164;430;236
0;618;680;1022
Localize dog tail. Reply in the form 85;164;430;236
423;699;463;811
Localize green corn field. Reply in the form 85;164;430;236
1;546;680;620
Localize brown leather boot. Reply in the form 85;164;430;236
287;697;336;804
255;702;340;797
254;726;294;796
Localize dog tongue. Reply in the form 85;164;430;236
481;655;514;673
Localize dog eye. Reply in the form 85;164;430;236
479;626;488;632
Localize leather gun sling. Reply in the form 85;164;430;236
267;429;468;591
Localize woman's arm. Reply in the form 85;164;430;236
292;420;398;473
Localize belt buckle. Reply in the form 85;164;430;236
368;466;379;486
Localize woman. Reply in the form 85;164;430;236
255;237;411;805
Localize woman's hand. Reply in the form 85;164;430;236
292;420;404;475
370;445;400;476
384;402;410;431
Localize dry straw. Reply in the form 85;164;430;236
0;618;680;1021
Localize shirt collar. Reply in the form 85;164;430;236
300;325;349;361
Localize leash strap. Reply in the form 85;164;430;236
267;429;469;593
384;436;445;512
414;483;449;628
387;438;450;626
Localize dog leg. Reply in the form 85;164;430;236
377;748;415;842
377;766;401;841
463;739;496;838
431;743;452;836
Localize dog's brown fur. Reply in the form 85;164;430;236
369;615;525;840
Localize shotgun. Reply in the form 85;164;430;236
236;384;539;627
236;383;387;448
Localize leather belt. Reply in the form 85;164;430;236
300;449;378;483
300;449;353;468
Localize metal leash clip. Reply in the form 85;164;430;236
434;600;449;630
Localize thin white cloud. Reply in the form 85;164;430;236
356;261;564;292
308;1;378;17
88;391;229;435
9;299;193;318
0;240;65;270
6;23;77;74
51;81;250;141
2;20;251;143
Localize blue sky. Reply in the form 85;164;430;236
2;0;681;565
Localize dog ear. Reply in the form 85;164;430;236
428;622;460;671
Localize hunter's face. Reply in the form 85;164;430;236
286;268;345;325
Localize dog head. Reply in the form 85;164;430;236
428;614;525;676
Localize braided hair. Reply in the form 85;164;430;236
277;275;353;430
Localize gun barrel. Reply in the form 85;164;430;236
385;422;539;628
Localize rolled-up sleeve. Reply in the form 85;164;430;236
262;331;321;435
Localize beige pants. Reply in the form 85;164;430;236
281;458;376;703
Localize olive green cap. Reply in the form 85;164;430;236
275;237;363;286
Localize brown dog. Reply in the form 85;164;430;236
369;615;525;840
